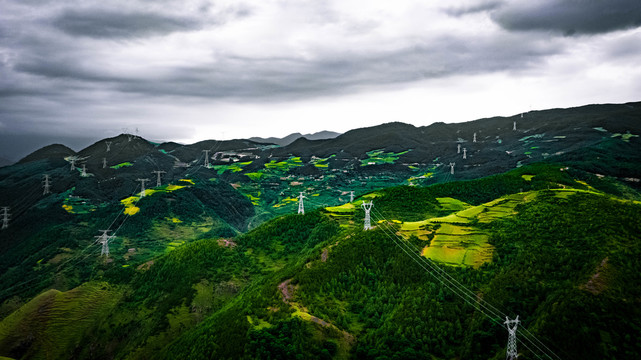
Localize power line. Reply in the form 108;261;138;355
368;209;561;360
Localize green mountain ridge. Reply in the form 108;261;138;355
0;101;640;359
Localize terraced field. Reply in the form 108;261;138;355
398;192;538;268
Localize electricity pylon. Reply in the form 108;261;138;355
95;230;114;257
203;150;210;168
69;157;77;171
152;170;166;187
473;132;477;143
514;119;518;131
1;207;10;230
463;148;467;159
504;316;520;360
103;158;107;169
350;191;355;203
106;141;112;152
137;178;149;197
43;174;51;195
457;143;461;154
298;192;305;214
81;164;88;177
361;201;373;230
449;162;455;175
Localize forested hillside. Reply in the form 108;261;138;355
1;102;640;359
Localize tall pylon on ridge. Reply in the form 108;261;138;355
449;162;455;175
152;170;166;187
473;132;477;143
1;207;10;230
298;192;305;214
504;316;520;360
137;178;149;197
69;157;77;171
81;164;88;177
361;201;373;230
95;230;114;257
514;118;518;131
350;191;355;203
106;141;112;152
203;150;210;168
43;174;51;195
457;143;461;154
103;158;107;169
463;148;467;159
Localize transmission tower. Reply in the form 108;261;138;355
203;150;210;168
350;191;355;203
504;316;520;360
81;164;88;177
473;132;477;143
106;141;112;152
463;148;467;159
137;178;149;197
69;157;77;171
1;207;10;230
457;143;461;154
95;230;114;257
103;158;107;169
449;162;455;175
514;119;518;131
152;170;166;187
298;192;305;214
43;174;51;195
361;201;373;230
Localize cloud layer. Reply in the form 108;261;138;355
1;0;640;160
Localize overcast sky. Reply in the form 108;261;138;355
1;0;640;161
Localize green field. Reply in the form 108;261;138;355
360;149;410;166
110;162;133;169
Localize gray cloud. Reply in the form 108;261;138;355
52;9;201;39
443;1;503;17
492;0;641;35
0;0;640;161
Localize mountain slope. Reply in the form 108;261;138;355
1;162;640;359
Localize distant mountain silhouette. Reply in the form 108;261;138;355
249;130;340;146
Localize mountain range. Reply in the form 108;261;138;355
0;101;640;359
249;130;341;146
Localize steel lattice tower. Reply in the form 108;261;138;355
361;201;373;230
43;174;51;195
449;162;455;175
457;143;461;154
504;316;520;360
95;230;114;257
350;191;355;203
137;178;149;197
463;148;467;159
298;192;305;214
203;150;210;168
106;141;112;152
152;170;166;187
1;207;10;230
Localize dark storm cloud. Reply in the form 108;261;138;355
47;33;560;102
491;0;641;35
52;9;201;39
443;1;503;17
